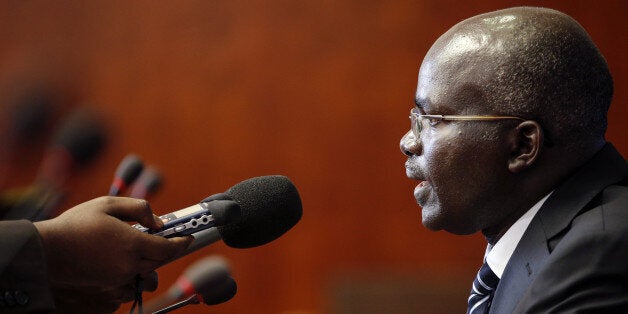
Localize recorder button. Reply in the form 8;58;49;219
174;225;186;232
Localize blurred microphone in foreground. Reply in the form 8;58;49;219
145;256;237;313
0;86;55;190
151;275;237;314
129;166;163;199
107;154;162;200
1;107;107;221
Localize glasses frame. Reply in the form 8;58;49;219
409;107;525;139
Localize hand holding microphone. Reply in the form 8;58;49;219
33;168;301;312
33;197;193;289
29;196;192;314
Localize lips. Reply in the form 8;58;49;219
405;159;430;205
413;181;431;206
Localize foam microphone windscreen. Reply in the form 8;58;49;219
218;175;302;248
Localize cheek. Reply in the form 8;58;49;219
423;133;494;204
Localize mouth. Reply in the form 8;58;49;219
405;160;430;205
413;181;432;206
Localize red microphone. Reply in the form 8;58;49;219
145;256;236;313
109;154;144;196
128;166;162;199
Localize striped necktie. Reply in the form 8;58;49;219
467;262;500;314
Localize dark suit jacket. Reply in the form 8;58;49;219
490;143;628;313
0;220;55;313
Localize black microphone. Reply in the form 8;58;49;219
199;275;237;305
145;256;235;313
108;154;144;196
129;166;162;199
183;175;302;255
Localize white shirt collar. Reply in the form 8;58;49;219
485;192;552;278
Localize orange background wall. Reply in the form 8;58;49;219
0;1;625;313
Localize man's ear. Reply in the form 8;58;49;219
508;121;543;173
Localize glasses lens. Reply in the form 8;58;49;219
409;111;420;139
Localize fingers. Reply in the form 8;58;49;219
97;196;163;230
136;235;194;270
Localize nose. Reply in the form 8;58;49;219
400;130;422;156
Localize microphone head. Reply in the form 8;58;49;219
178;256;231;298
114;154;144;181
36;107;106;190
51;107;107;165
200;275;237;305
218;175;302;248
129;166;163;199
109;154;144;196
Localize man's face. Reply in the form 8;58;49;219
400;43;516;235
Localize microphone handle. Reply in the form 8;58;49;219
160;227;222;267
183;227;222;256
152;295;200;314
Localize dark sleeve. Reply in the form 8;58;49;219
515;186;628;313
0;220;55;313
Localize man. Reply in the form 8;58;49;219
400;6;627;313
0;197;194;313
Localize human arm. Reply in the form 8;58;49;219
0;196;194;313
0;220;55;313
33;196;192;289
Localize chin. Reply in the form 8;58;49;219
422;209;478;235
421;208;444;231
444;226;479;236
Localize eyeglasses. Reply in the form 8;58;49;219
409;107;525;139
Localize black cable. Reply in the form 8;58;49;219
129;275;144;314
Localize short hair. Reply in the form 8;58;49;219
471;7;613;153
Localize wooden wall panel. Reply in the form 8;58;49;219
0;1;625;313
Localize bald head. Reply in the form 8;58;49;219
420;7;613;156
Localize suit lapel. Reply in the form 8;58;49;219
490;218;549;313
489;143;627;313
